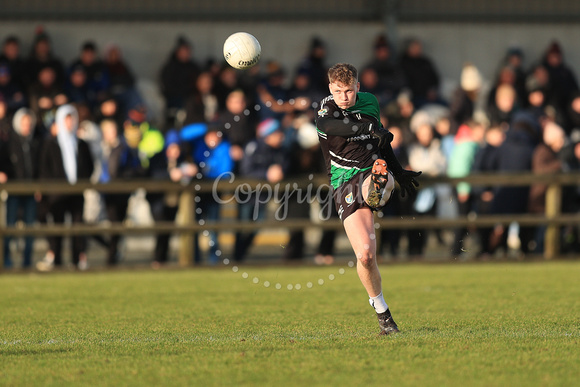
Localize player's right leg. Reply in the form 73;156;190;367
343;207;399;336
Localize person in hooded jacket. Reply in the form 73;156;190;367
36;104;94;271
1;108;43;268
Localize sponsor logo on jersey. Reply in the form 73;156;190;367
318;107;328;117
345;192;354;205
347;134;373;142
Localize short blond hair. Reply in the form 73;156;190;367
328;63;358;85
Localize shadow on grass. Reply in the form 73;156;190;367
0;347;73;357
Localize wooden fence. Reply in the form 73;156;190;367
1;172;579;268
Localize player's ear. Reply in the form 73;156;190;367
356;82;360;92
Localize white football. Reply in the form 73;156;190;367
223;32;261;70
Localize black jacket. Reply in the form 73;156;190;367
39;136;94;182
3;130;43;180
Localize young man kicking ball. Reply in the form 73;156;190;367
316;63;421;335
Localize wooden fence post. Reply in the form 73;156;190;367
177;189;195;267
544;182;562;259
0;190;6;270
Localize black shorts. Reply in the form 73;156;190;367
333;172;372;222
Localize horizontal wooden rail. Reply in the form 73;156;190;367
1;172;579;195
2;214;580;237
1;172;579;267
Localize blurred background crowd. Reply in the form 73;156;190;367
1;27;580;270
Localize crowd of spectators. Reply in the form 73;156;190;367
1;28;580;270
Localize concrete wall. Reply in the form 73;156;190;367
1;20;579;106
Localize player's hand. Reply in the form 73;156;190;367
394;169;421;197
371;127;393;150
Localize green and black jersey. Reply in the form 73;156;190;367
315;92;382;189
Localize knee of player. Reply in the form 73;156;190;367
356;250;375;268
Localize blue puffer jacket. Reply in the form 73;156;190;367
192;138;233;179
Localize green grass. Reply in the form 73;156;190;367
1;261;579;386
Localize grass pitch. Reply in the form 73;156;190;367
1;261;579;386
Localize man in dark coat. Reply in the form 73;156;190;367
542;42;579;117
160;36;201;128
24;30;66;89
489;112;541;254
233;118;289;262
399;39;441;107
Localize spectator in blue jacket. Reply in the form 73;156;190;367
191;125;233;264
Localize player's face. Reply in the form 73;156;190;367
329;81;359;110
